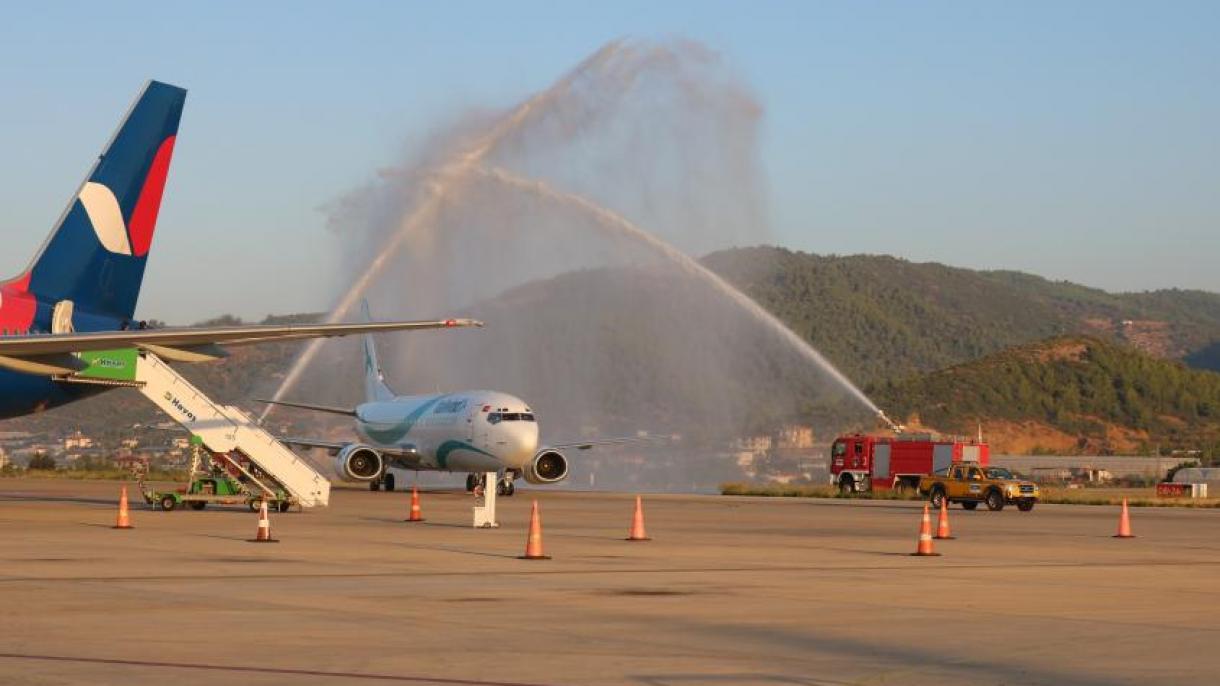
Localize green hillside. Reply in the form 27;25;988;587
704;247;1220;384
874;336;1220;455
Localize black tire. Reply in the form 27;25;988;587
961;501;979;511
278;501;291;513
929;488;946;510
505;482;515;496
249;500;262;512
383;472;396;492
496;481;508;496
838;475;854;496
985;489;1005;511
368;480;381;492
188;501;206;511
465;474;477;492
159;495;177;512
1017;500;1035;512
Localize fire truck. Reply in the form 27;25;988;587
829;433;989;494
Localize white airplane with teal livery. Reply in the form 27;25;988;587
263;306;636;495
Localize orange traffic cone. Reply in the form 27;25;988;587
935;498;954;540
112;485;133;530
911;504;940;556
405;485;425;522
248;501;278;543
1114;498;1135;538
626;495;651;541
519;500;550;560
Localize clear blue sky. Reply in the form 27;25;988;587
1;1;1216;321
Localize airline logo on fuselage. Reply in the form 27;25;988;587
433;399;468;414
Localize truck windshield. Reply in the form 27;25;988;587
985;467;1015;479
832;442;846;457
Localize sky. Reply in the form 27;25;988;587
0;1;1216;322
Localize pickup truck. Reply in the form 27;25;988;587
918;464;1039;511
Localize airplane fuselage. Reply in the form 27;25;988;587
355;390;539;474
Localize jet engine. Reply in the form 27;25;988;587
334;444;383;482
523;449;569;485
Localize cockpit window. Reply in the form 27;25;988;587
488;411;535;423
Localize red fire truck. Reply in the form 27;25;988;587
830;433;990;494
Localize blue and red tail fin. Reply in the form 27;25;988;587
22;80;186;326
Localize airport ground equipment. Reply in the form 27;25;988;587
830;432;990;495
136;435;294;512
472;471;500;528
63;348;330;507
132;351;329;507
918;464;1039;512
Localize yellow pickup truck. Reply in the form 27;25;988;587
918;464;1039;511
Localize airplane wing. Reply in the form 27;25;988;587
0;318;481;375
281;437;422;468
546;435;671;451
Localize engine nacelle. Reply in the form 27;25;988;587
333;444;383;482
523;449;569;485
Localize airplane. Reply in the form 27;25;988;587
0;80;479;420
262;304;647;495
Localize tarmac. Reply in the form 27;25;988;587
2;478;1219;686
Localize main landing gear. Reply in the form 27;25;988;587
465;473;515;496
369;471;396;492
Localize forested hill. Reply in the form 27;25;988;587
873;337;1220;455
703;246;1220;385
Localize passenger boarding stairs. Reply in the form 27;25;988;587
133;352;331;507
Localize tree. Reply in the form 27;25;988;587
28;453;56;470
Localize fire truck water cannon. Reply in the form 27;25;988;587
876;409;903;433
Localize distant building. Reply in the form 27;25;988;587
0;448;9;469
777;425;814;449
120;437;139;449
735;435;772;452
64;431;94;451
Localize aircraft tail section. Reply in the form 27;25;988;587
361;301;396;402
23;80;186;325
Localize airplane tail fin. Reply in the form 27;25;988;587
361;301;396;402
21;80;186;325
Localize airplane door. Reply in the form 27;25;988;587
473;404;491;449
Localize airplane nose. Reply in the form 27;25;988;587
505;424;538;464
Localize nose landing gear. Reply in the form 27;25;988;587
465;473;515;496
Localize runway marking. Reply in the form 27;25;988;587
0;652;562;685
3;559;1220;584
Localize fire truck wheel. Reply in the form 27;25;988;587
159;495;177;512
961;501;979;511
929;488;945;509
278;501;291;513
985;489;1005;511
838;475;854;496
188;501;206;511
249;500;262;512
